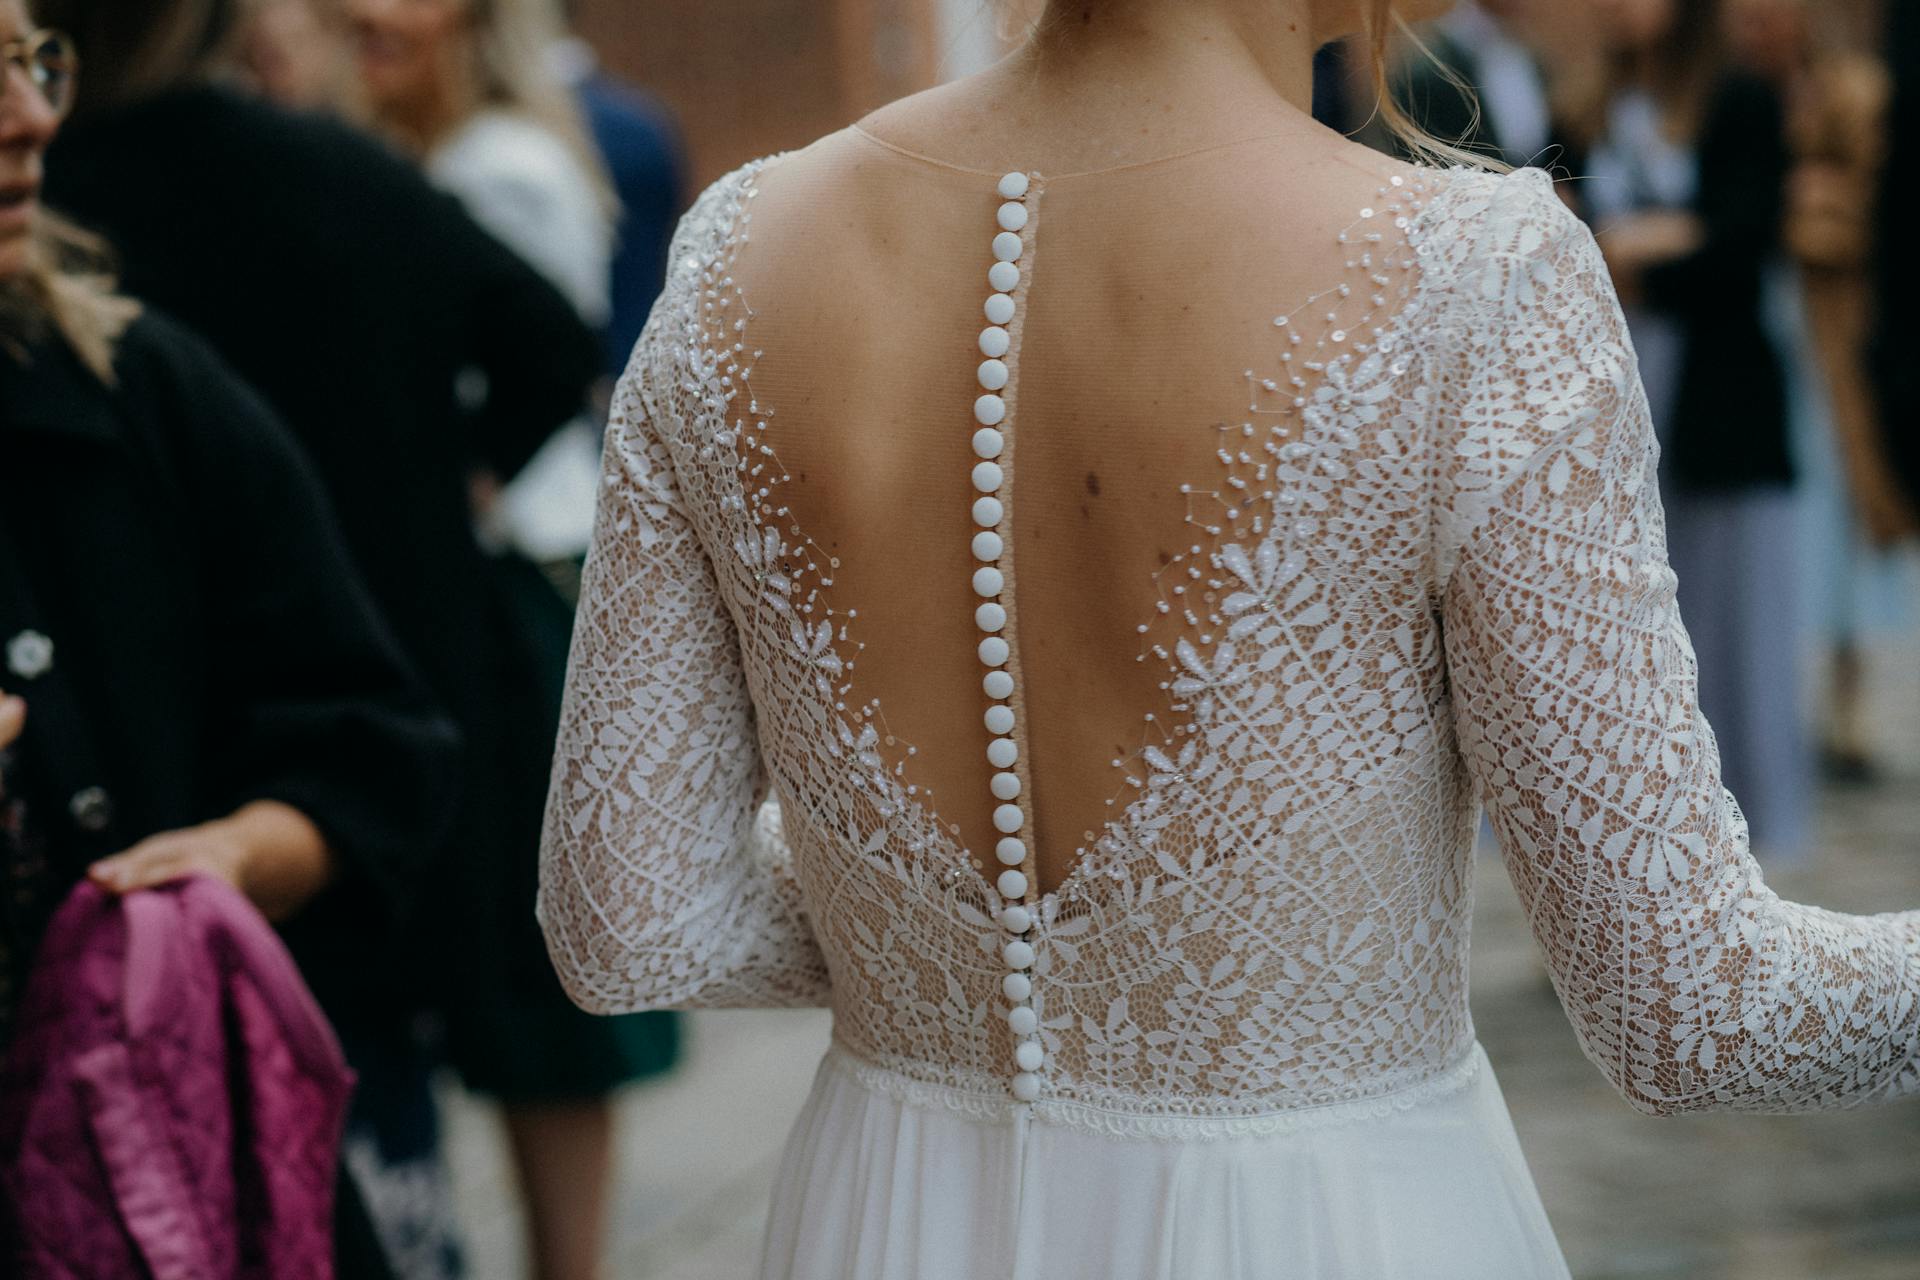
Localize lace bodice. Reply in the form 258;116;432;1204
538;133;1920;1133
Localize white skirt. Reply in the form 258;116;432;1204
758;1042;1570;1280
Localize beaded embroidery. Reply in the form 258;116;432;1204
540;151;1920;1135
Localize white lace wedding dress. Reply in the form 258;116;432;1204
537;128;1920;1279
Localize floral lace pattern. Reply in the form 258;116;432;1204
539;154;1920;1135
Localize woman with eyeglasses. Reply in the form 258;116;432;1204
339;4;678;1276
35;0;604;1272
0;4;457;1273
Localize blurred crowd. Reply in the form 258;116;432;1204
1344;0;1917;864
0;2;683;1278
0;1;1911;1278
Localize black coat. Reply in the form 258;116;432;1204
0;310;458;1024
45;88;598;739
1628;75;1793;493
1876;0;1920;504
44;89;602;1003
1559;74;1792;492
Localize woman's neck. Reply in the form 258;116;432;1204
917;0;1324;171
854;0;1337;177
1025;0;1319;112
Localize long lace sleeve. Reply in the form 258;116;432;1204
537;347;831;1013
1435;174;1920;1116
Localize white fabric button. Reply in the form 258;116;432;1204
973;567;1004;598
1002;904;1032;933
983;670;1014;699
984;294;1015;325
997;201;1029;232
992;231;1023;262
1015;1041;1044;1072
998;868;1028;899
984;705;1015;736
998;171;1030;200
974;393;1007;425
979;326;1011;357
1011;1072;1041;1102
988;739;1018;769
992;802;1023;833
988;261;1020;292
973;531;1003;561
976;602;1006;632
972;496;1003;527
972;462;1003;493
990;770;1020;799
979;637;1010;667
995;836;1024;866
977;358;1009;391
972;428;1004;460
6;630;53;681
69;785;114;833
1003;938;1034;969
1003;971;1031;1001
1008;1005;1038;1035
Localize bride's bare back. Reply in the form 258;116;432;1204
738;115;1412;896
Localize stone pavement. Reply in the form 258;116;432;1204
444;639;1920;1279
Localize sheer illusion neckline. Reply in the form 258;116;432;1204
845;122;1320;182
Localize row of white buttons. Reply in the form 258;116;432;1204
975;170;1043;1105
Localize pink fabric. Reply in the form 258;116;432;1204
1;876;353;1279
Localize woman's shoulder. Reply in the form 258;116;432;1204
109;308;227;399
108;310;301;464
1414;164;1573;250
658;146;803;276
1409;164;1601;306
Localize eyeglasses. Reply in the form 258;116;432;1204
0;30;77;119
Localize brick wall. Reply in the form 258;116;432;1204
574;0;942;189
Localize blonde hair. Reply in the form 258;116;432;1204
443;0;616;219
1364;0;1506;168
37;0;241;114
0;213;141;383
1011;0;1498;170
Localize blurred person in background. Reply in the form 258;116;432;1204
1559;0;1811;860
551;0;684;385
1878;0;1920;508
340;2;679;1277
0;8;457;1273
237;0;348;109
1393;0;1553;165
343;0;609;576
35;0;603;1273
1725;0;1916;784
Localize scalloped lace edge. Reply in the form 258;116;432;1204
822;1041;1488;1142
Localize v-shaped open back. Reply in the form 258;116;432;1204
540;110;1920;1224
720;127;1432;910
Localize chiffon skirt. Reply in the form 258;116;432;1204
758;1041;1571;1279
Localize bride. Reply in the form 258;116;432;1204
537;1;1920;1275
